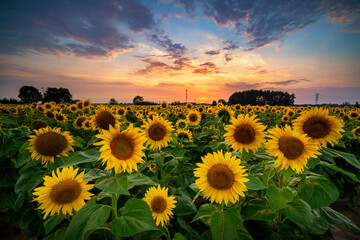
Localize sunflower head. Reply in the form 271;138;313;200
94;124;146;173
143;116;173;150
92;106;119;131
293;107;344;147
176;129;193;142
55;112;67;123
224;114;266;153
176;119;188;129
187;110;201;126
160;101;168;109
266;125;320;173
82;120;92;130
216;106;234;123
353;126;360;138
143;185;176;226
74;116;87;129
32;120;48;130
28;127;74;165
348;111;359;119
194;151;249;205
33;167;94;219
83;99;91;108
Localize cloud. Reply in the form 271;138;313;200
134;57;193;75
268;79;310;86
224;81;260;90
193;62;222;75
0;0;155;59
181;0;360;50
205;50;220;55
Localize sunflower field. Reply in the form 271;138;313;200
1;101;360;240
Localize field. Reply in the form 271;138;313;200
1;101;360;240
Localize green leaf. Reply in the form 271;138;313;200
173;233;186;240
127;172;155;188
95;174;129;195
244;199;276;221
17;141;31;166
44;215;65;234
266;185;294;211
192;204;217;225
177;217;201;240
245;174;266;190
15;167;45;194
61;147;100;167
0;168;19;187
173;194;197;217
210;207;243;240
0;140;23;158
298;177;340;209
307;157;320;169
319;162;358;181
299;215;328;235
83;169;109;181
317;207;360;233
281;198;313;226
111;199;157;237
64;200;112;240
322;148;360;169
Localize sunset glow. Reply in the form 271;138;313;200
0;0;359;104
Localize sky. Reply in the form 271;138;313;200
0;0;359;104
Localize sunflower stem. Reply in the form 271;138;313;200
112;193;119;240
191;191;201;205
164;226;171;240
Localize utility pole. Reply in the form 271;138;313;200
315;93;319;105
186;89;188;103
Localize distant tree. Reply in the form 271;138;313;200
355;101;359;107
18;86;43;103
43;87;72;103
218;99;226;105
108;98;118;105
0;98;21;104
228;89;295;106
212;100;217;106
133;95;144;105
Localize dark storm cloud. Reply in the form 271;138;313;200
0;0;155;58
179;0;360;50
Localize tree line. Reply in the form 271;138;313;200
228;89;295;106
17;86;72;104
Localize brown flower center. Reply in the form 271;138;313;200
207;164;234;190
189;113;198;122
118;109;125;115
350;112;358;118
148;123;167;141
279;136;304;159
76;117;86;127
302;117;330;139
110;134;134;160
84;121;91;128
56;114;64;121
46;111;54;118
50;179;81;204
234;124;255;144
35;132;68;156
161;103;167;108
355;128;360;136
95;111;115;130
32;121;47;130
151;196;167;213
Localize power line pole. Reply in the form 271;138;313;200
315;93;319;105
186;89;188;103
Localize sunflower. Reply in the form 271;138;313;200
348;110;359;119
147;111;158;121
44;103;53;110
32;120;48;130
353;126;360;138
176;129;193;142
73;116;87;129
293;107;344;147
216;105;234;122
94;124;146;173
76;101;84;111
176;119;188;129
116;107;127;116
28;127;74;165
266;125;321;173
160;101;168;109
91;106;119;131
194;151;248;205
69;104;78;113
148;163;157;171
224;114;266;153
82;119;92;130
33;167;94;219
83;99;91;108
187;110;201;126
143;185;176;227
186;103;192;109
282;115;290;122
37;105;45;113
143;116;173;150
55;112;67;123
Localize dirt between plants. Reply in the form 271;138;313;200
331;188;360;240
